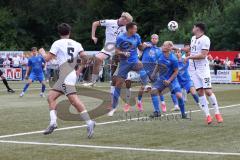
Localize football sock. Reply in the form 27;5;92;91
112;87;121;109
125;88;131;104
2;79;11;90
49;110;57;125
41;83;46;93
160;95;165;103
199;96;210;117
192;93;199;104
151;94;160;112
80;110;92;125
171;94;178;105
208;93;220;114
178;97;186;116
23;83;30;93
91;74;98;83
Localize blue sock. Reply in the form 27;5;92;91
138;95;142;101
112;87;121;109
151;95;160;112
139;69;148;86
23;84;29;93
160;95;164;102
178;97;186;116
41;84;46;93
171;94;178;105
192;94;199;103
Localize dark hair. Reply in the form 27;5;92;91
184;43;190;46
194;22;206;32
31;47;37;51
58;23;71;36
126;22;137;31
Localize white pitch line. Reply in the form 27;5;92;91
0;103;240;139
0;140;240;156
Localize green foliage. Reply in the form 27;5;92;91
0;0;239;50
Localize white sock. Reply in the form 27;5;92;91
182;89;187;101
110;86;115;94
208;93;220;114
50;110;57;125
125;88;131;104
199;96;210;117
80;110;92;125
174;105;179;109
92;74;99;83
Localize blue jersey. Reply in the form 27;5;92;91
116;33;141;63
28;55;45;74
142;42;161;63
157;52;178;80
177;59;191;83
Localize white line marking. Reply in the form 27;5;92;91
0;140;239;156
0;103;240;139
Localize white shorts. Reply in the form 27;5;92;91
190;69;212;90
99;43;116;57
64;70;77;85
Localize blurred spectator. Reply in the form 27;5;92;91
224;57;232;70
0;55;4;68
213;56;222;75
20;54;28;80
12;54;21;68
234;53;240;67
6;54;13;67
3;58;11;68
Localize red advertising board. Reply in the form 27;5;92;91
0;68;22;81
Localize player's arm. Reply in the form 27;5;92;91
91;20;101;44
186;49;209;60
164;59;179;86
115;48;130;57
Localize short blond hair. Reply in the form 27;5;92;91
163;41;174;47
151;34;159;38
121;12;133;22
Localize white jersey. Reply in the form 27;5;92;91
189;35;210;71
49;39;84;66
100;19;126;44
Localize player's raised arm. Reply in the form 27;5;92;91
39;47;56;62
91;20;101;44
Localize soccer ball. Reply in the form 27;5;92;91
168;21;178;31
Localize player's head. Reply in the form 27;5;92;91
192;22;206;35
175;50;182;59
58;23;71;37
31;47;38;56
162;41;174;53
119;12;133;26
151;34;159;45
126;22;137;35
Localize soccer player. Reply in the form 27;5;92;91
175;50;200;105
185;22;223;124
150;41;187;118
83;12;133;87
42;23;95;138
20;47;46;97
0;70;15;93
108;22;148;116
137;34;167;112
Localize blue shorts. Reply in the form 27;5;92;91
179;80;194;93
29;72;45;82
117;60;139;79
153;78;181;94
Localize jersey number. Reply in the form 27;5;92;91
67;47;74;63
